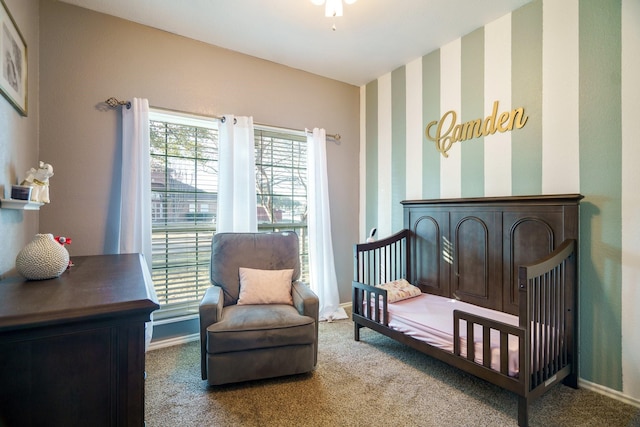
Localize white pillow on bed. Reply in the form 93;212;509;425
376;279;422;303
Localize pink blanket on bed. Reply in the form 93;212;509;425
385;294;520;376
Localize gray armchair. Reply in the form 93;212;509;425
199;231;319;386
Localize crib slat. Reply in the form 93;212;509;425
454;316;461;356
500;332;509;375
544;273;549;384
561;261;568;367
537;275;544;387
551;265;558;375
550;265;557;374
483;325;491;369
467;321;475;362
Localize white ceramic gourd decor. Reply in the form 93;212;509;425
16;234;70;280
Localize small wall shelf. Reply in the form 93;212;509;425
0;198;44;210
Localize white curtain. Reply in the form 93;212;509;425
217;115;258;232
121;97;158;351
307;128;348;322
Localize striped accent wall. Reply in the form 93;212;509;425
621;0;640;401
359;0;640;404
579;0;623;393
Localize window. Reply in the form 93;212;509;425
149;111;308;321
254;128;309;277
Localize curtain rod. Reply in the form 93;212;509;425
104;97;341;143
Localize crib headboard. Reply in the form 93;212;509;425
402;194;583;315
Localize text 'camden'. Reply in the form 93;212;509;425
426;101;528;158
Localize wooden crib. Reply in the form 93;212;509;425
352;194;582;427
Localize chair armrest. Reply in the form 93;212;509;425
292;281;319;322
200;285;224;324
199;285;224;380
292;281;319;366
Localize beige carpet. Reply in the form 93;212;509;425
145;317;640;426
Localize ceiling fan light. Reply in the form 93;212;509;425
325;0;343;17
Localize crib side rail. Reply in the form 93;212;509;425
518;239;577;391
353;229;410;287
352;281;389;326
453;310;526;377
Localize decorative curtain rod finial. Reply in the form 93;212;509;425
105;97;131;109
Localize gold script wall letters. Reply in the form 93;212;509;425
425;100;528;158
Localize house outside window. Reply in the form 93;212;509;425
149;110;308;321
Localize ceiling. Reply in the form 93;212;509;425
59;0;531;86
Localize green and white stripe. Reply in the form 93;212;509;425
360;0;640;405
622;0;640;401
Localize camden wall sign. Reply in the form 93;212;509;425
425;101;528;158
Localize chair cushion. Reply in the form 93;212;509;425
206;304;315;354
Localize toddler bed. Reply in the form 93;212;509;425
352;194;582;427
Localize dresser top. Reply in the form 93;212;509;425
0;254;159;331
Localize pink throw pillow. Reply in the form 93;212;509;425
237;267;294;305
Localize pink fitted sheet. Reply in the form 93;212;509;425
385;294;520;376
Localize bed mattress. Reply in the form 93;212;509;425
385;293;520;376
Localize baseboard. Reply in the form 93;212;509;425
579;378;640;408
148;332;199;351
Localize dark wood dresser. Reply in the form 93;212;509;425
0;254;159;426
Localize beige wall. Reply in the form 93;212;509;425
38;1;360;302
0;0;39;277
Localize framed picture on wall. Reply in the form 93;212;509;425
0;0;27;116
